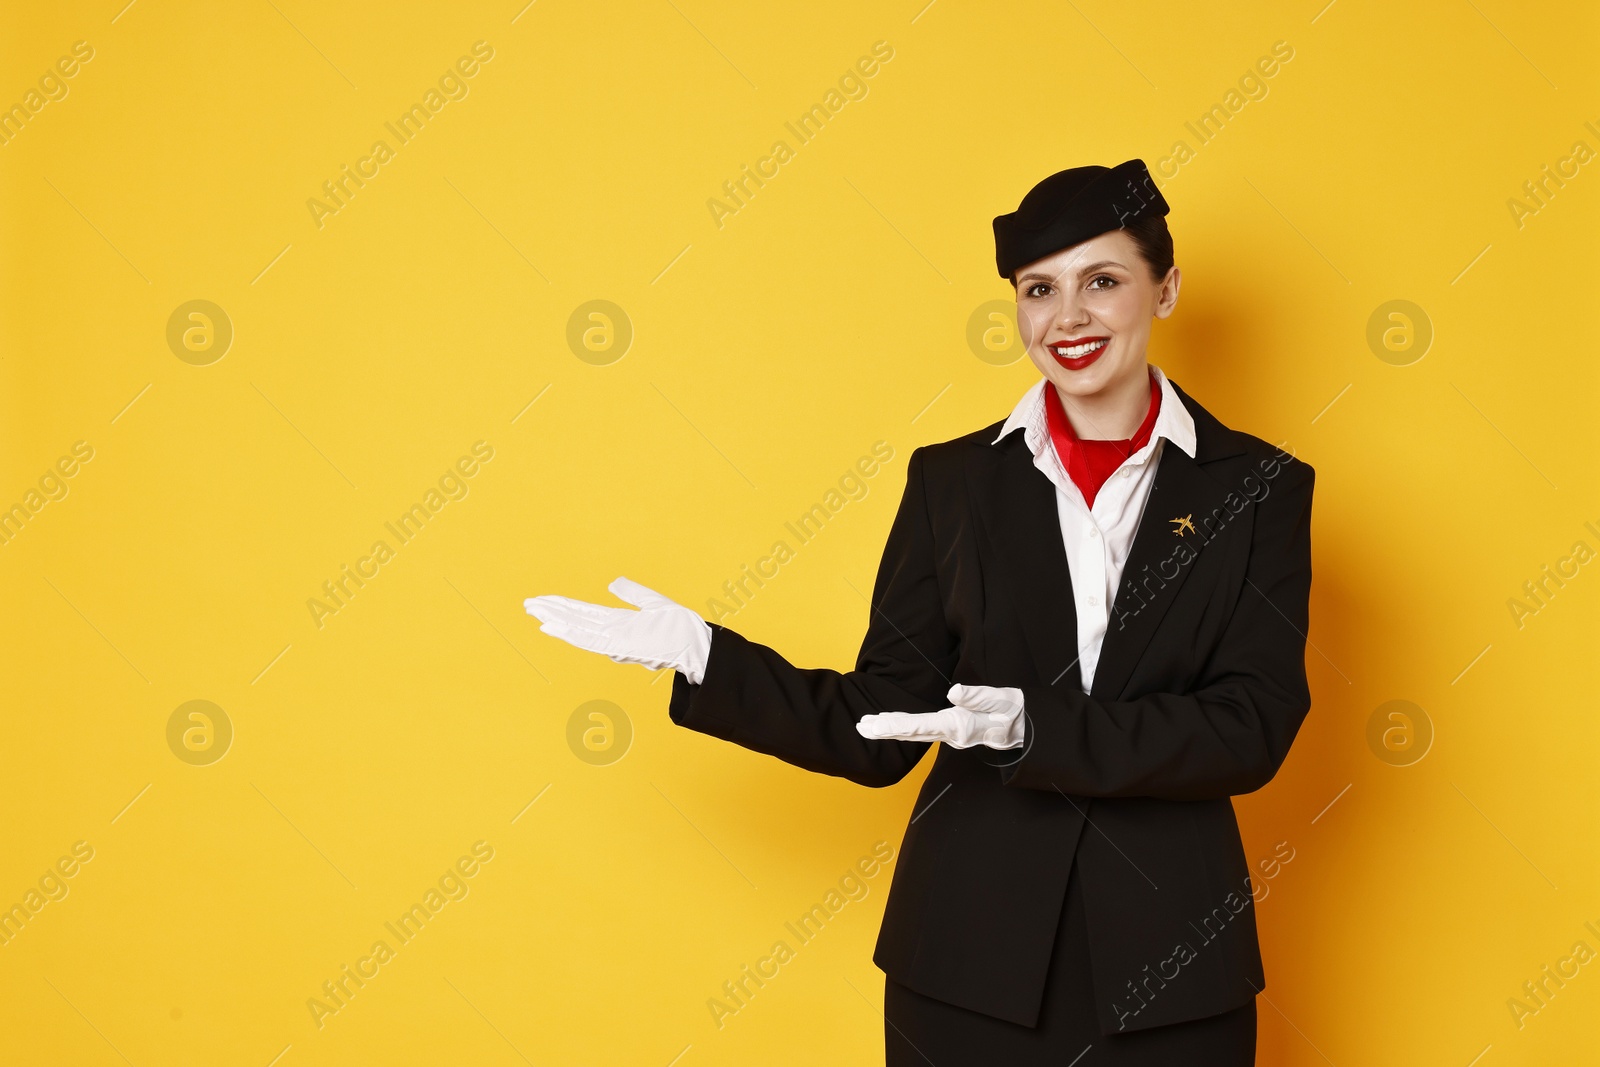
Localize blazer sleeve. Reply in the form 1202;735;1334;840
1001;459;1316;801
666;446;957;788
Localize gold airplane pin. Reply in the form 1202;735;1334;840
1170;514;1196;537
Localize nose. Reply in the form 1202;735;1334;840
1054;285;1091;336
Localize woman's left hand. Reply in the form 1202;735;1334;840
856;684;1026;750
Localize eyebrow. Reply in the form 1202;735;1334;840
1015;260;1129;285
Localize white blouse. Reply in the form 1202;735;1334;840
991;365;1197;693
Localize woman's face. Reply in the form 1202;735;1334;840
1013;229;1180;402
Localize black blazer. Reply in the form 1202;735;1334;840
668;379;1316;1035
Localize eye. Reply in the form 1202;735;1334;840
1024;282;1053;298
1087;275;1118;290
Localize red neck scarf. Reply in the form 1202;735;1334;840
1042;368;1162;508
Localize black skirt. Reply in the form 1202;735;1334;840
883;852;1257;1065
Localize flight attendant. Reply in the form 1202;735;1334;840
526;159;1316;1064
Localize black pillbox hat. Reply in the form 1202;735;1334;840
992;159;1169;279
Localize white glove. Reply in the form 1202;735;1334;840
855;684;1026;750
524;576;713;684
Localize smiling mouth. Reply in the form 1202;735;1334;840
1047;337;1109;370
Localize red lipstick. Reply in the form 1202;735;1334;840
1047;336;1109;371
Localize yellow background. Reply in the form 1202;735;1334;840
3;0;1597;1063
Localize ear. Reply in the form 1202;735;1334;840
1153;265;1181;319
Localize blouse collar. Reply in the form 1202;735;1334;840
992;362;1198;462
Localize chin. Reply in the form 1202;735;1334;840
1040;358;1114;398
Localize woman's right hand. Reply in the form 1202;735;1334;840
524;576;713;684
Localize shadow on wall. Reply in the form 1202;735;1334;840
1162;262;1367;1065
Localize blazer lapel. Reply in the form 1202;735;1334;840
972;378;1248;700
1089;382;1246;700
971;432;1083;690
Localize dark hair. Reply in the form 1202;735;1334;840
1121;212;1174;282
